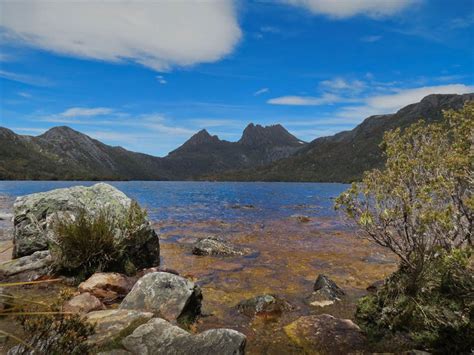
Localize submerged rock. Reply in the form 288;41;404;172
237;294;293;317
192;236;252;257
122;317;246;355
79;272;134;303
85;309;153;348
63;292;105;313
120;272;202;323
12;183;160;271
284;314;366;355
366;279;385;293
308;274;345;307
0;250;51;281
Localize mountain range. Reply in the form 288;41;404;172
1;93;472;181
0;122;305;180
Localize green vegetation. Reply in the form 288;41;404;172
51;201;149;279
336;103;473;353
0;282;95;354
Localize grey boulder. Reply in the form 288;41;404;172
0;250;52;281
12;183;160;271
120;272;202;322
237;294;294;317
122;317;246;355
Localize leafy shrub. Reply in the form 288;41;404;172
336;103;474;353
356;248;474;353
52;200;149;279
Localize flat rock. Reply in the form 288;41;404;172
86;309;153;348
122;317;246;355
237;294;293;318
12;183;160;271
120;272;202;322
308;274;345;307
63;292;105;313
284;314;366;355
79;272;134;303
0;250;51;281
192;236;252;257
0;213;13;221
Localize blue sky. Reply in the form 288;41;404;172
1;0;473;156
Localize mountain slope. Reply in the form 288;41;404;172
212;93;474;182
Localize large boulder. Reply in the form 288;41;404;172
79;272;134;303
12;183;160;270
85;309;154;348
0;250;52;281
284;314;366;355
122;317;246;355
120;272;202;323
192;236;252;257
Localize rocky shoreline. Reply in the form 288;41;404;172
0;183;399;354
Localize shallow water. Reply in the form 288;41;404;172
0;181;397;354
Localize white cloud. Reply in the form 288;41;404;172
338;84;474;119
283;0;416;18
61;107;113;117
1;0;241;71
320;78;366;92
360;35;382;42
156;75;167;85
267;93;341;106
254;88;269;96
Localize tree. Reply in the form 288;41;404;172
336;102;473;292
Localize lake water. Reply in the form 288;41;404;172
0;181;396;354
0;181;348;223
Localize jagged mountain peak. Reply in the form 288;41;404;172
184;129;221;146
239;123;303;147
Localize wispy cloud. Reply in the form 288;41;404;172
60;107;114;118
360;35;382;42
17;91;32;98
156;75;167;85
0;70;52;86
254;88;269;96
268;93;342;106
282;0;418;19
320;77;366;92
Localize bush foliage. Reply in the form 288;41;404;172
52;200;149;278
336;103;474;352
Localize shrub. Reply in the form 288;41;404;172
51;200;149;279
0;282;95;355
356;248;473;353
336;103;474;352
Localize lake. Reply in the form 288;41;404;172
0;181;396;354
0;181;349;222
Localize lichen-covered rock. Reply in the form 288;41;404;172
12;183;160;270
284;314;366;355
122;318;246;355
79;272;134;303
192;236;252;257
308;274;345;307
85;309;153;348
237;294;293;317
63;292;105;313
120;272;202;323
0;250;52;281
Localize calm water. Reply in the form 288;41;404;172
0;181;348;222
